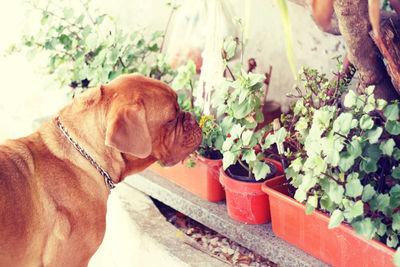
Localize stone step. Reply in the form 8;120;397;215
125;170;328;267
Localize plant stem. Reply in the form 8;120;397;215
321;172;342;185
237;158;249;173
225;64;236;81
159;3;176;53
79;0;95;26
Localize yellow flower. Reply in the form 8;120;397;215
199;115;215;130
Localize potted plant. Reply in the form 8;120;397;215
212;50;283;224
261;63;400;266
8;0;176;97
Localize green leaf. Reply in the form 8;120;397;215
352;218;376;240
333;112;353;135
222;151;236;170
242;130;253;146
380;138;395;156
384;103;400;121
253;161;271;181
386;121;400;135
387;234;399;248
390;185;400;209
86;33;98;50
360;115;374;130
344;90;357;108
329;209;344;229
394;248;400;266
242;149;257;163
346;179;363;198
348;139;362;158
232;100;253;119
326;181;344;204
394;148;400;161
392;166;400;179
59;34;72;50
274;128;287;144
295;117;309;132
63;8;74;20
255;108;264;123
230;124;245;139
277;0;296;79
349;200;364;219
377;99;388;110
367;127;383;144
338;152;354;172
362;184;376;202
223;36;237;60
375;219;388;237
364;94;376;113
393;212;400;231
305;195;318;215
360;158;378;173
294;188;307;203
376;194;390;213
366;144;381;160
365;85;375;95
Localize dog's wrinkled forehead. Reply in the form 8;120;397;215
107;73;179;121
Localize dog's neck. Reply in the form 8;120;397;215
56;116;115;193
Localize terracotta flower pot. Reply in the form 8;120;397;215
219;159;282;224
148;155;225;202
262;175;396;267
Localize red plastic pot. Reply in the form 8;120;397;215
219;159;282;224
262;175;396;267
148;155;225;202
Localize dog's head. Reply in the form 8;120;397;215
103;73;202;166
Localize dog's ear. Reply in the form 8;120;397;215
105;102;152;158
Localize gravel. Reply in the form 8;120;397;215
152;198;277;267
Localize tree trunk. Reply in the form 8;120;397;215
333;0;398;101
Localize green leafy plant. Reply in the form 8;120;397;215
8;0;176;97
265;64;400;264
213;37;273;180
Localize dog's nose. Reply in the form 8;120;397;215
188;112;197;125
183;111;197;125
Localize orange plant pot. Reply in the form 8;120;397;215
219;159;283;224
262;175;396;267
148;155;225;202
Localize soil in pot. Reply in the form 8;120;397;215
199;149;223;160
226;160;277;183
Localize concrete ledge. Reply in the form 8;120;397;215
125;169;328;267
89;181;230;267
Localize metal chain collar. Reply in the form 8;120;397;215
56;117;115;193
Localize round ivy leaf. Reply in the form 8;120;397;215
360;115;374;130
346;179;363;198
380;139;395;156
384;103;400;121
392;166;400;179
360;158;378;173
352;218;377;240
367;127;383;144
386;121;400;135
328;209;344;229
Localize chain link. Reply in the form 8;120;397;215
56;117;115;193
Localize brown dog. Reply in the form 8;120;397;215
0;73;202;266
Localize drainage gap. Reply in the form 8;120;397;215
152;198;277;267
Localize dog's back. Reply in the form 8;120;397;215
0;135;44;265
